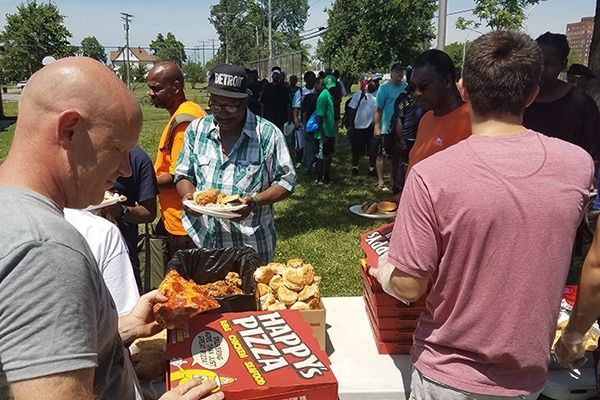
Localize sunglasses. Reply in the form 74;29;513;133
209;103;241;114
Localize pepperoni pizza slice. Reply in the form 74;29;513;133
153;269;220;328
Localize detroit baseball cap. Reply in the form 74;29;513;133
207;64;248;99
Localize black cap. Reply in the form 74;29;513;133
208;64;248;99
567;63;596;79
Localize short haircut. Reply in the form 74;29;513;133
413;50;455;81
536;32;570;60
304;70;316;81
463;31;542;117
391;62;405;73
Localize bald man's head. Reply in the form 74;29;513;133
10;57;143;208
147;61;186;112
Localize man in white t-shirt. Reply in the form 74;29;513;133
64;208;140;316
348;75;381;176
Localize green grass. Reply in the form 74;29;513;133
0;84;394;296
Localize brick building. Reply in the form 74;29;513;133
566;16;594;65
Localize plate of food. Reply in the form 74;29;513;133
86;191;127;211
349;200;398;219
183;188;245;219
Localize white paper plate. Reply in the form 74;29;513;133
349;205;396;220
183;200;242;219
85;195;127;211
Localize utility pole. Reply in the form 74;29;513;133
199;40;206;66
211;39;216;64
437;0;447;50
268;0;272;70
120;12;133;89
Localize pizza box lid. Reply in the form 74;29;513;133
360;222;394;269
166;310;338;400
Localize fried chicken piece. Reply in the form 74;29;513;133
225;272;242;287
200;280;243;297
193;188;219;206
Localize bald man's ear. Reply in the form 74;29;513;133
172;79;183;93
56;110;81;148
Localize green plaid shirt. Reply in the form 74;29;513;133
175;110;296;263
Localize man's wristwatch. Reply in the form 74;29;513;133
251;195;261;209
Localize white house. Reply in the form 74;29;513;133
110;47;157;74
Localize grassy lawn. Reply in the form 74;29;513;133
0;84;394;296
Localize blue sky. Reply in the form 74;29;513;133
0;0;595;59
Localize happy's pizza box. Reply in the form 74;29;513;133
360;223;394;272
166;310;338;400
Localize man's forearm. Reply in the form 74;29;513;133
124;198;156;224
254;184;291;206
156;173;174;187
118;314;139;346
293;108;300;126
566;247;600;335
177;179;196;197
374;107;382;132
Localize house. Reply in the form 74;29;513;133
110;47;157;75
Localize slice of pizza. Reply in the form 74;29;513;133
153;269;220;328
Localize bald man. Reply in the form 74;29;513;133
0;58;223;400
148;62;206;258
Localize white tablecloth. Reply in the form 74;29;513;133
323;296;411;400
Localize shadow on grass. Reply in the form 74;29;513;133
275;136;396;241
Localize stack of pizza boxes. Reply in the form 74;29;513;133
360;223;427;354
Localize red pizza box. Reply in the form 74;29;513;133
360;223;394;270
365;300;415;343
364;294;419;331
366;305;413;355
166;310;338;400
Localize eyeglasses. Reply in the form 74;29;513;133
209;103;240;114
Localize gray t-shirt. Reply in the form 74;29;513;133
0;187;136;399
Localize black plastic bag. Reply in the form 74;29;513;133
166;247;261;312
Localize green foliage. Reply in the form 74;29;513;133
149;32;187;66
0;0;74;81
317;0;437;76
209;0;308;65
444;41;471;73
456;0;543;31
80;36;107;63
132;63;148;83
182;62;205;88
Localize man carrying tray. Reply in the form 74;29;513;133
370;32;593;399
176;64;296;264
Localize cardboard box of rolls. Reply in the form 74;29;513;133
254;258;327;350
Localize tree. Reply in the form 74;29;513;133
132;63;148;83
149;32;187;66
444;42;471;74
209;0;308;65
456;0;543;31
0;0;74;81
183;62;205;88
80;36;106;63
317;0;437;76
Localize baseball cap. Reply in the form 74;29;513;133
369;73;384;81
271;66;282;77
567;63;596;79
207;64;248;99
324;74;337;89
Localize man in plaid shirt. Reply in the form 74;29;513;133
175;64;296;263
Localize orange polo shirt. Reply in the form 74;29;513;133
407;103;472;173
154;101;206;235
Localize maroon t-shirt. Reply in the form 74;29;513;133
390;131;593;396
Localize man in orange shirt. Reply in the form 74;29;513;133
148;61;206;257
407;49;471;173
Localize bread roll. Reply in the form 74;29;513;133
257;283;272;297
290;301;310;310
287;259;304;268
267;300;287;311
269;275;284;291
277;285;298;306
254;266;275;284
283;268;305;291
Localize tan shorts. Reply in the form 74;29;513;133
409;368;541;400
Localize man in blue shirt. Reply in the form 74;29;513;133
373;63;407;191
